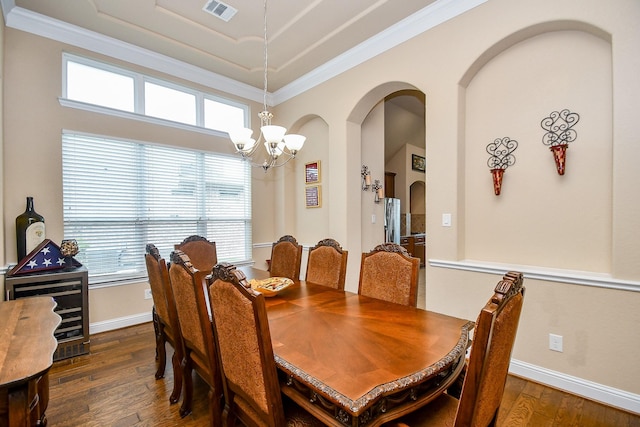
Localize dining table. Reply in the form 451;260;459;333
240;266;474;427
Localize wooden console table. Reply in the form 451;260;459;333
0;297;61;426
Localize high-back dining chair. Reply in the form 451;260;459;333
387;271;525;427
358;243;420;307
208;263;324;427
305;238;348;290
174;235;217;274
168;250;223;424
144;243;183;404
269;235;303;280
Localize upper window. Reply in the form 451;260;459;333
62;132;252;284
63;53;247;133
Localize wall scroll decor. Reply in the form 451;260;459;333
486;137;518;196
540;109;580;175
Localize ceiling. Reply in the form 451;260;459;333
5;0;441;92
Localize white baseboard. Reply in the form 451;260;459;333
510;359;640;414
88;315;639;415
90;312;152;335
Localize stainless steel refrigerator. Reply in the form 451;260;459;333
384;198;401;244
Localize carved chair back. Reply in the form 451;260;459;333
168;250;223;423
144;244;183;402
269;235;303;280
305;238;348;290
174;235;217;274
209;263;287;427
358;243;420;307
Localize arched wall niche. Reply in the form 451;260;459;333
345;81;424;280
459;22;613;272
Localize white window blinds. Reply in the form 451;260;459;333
62;132;252;284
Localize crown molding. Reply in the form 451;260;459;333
3;5;265;104
272;0;487;104
2;0;485;106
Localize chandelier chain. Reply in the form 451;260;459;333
262;0;268;113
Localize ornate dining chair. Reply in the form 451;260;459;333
358;243;420;307
174;235;217;274
386;271;525;427
269;235;303;280
168;250;223;424
208;263;324;427
144;243;183;404
305;238;348;290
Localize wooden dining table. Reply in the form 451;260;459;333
240;267;474;427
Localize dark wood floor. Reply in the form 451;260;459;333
45;322;639;426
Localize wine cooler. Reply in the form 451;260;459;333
5;266;90;360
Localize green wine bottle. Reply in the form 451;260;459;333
16;196;46;261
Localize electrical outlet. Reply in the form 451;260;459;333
144;289;152;300
549;333;563;352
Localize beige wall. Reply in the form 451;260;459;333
271;0;640;398
2;0;639;406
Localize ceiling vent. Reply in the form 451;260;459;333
202;0;237;22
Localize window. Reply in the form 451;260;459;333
66;60;135;112
62;53;248;133
62;132;252;284
144;81;196;125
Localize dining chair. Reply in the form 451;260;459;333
208;262;324;427
305;238;348;290
168;250;223;424
385;271;525;427
358;243;420;307
144;243;183;404
174;235;218;274
268;234;303;280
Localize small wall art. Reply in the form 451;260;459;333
305;161;321;184
412;154;426;172
305;185;322;208
540;109;580;175
486;137;518;196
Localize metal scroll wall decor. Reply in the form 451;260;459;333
486;137;518;196
540;109;580;175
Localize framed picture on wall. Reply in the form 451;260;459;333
412;154;426;172
305;185;322;208
305;161;321;184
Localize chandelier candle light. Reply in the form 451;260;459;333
228;0;305;172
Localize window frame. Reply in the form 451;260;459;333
61;53;250;134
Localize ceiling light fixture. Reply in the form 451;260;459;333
228;0;305;172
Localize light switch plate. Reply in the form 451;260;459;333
442;213;452;227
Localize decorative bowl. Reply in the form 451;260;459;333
249;277;293;297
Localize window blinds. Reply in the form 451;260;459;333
62;132;252;284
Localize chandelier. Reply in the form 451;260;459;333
228;0;306;172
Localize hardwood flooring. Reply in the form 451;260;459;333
45;322;639;426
